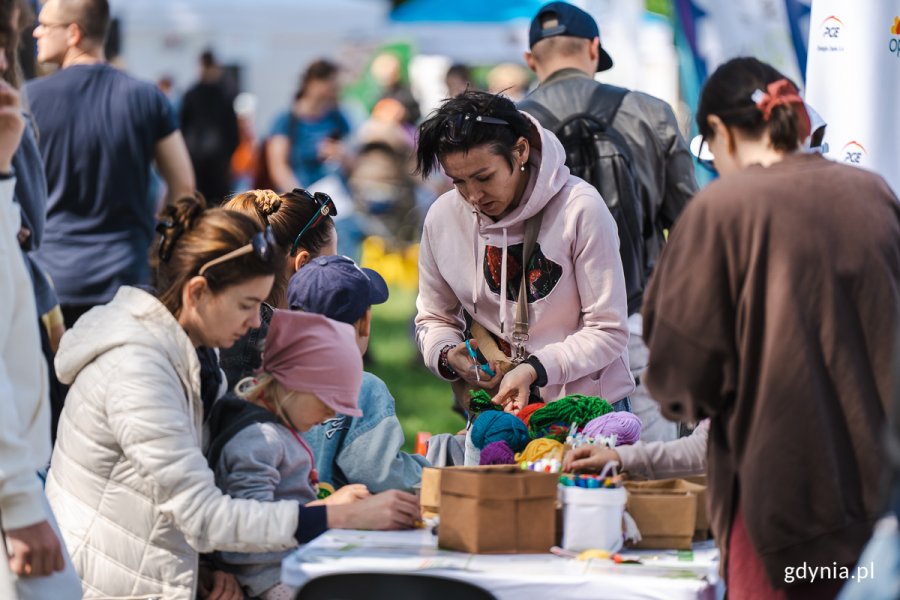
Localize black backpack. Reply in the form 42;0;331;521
520;85;646;314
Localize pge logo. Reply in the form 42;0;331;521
821;15;843;39
841;141;867;165
890;16;900;57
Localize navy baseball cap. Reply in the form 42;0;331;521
287;255;389;325
529;2;613;72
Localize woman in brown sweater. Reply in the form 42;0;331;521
642;57;900;599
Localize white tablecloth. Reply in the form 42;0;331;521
282;529;722;600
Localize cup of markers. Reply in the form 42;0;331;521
558;466;627;552
559;473;623;489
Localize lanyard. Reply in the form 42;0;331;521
287;427;319;488
261;394;319;489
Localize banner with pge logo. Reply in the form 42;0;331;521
805;0;900;195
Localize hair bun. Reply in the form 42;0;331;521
252;190;282;217
156;193;207;262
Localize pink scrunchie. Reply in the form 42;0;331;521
754;79;811;141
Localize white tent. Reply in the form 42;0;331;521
108;0;389;131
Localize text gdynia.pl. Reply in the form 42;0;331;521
784;562;874;584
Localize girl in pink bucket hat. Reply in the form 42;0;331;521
206;309;419;600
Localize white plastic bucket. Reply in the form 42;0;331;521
560;486;627;552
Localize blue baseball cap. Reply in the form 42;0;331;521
287;255;389;325
529;2;613;72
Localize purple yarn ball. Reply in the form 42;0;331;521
582;412;642;445
479;440;517;465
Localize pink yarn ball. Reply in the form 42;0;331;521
479;440;517;465
582;412;642;445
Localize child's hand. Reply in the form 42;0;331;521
324;483;370;505
563;445;621;473
327;490;420;531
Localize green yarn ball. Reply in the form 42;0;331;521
468;389;502;415
527;394;614;441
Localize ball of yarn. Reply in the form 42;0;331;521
517;402;546;427
528;395;614;441
468;389;502;415
470;411;530;452
515;437;564;464
479;440;517;465
582;412;643;445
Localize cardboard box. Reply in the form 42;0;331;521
625;479;701;550
420;467;442;517
626;478;708;541
439;465;558;554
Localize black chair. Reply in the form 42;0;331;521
293;572;498;600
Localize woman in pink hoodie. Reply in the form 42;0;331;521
414;90;633;412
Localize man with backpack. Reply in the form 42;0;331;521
520;1;698;442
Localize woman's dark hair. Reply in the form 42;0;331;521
415;90;532;178
153;194;284;316
223;189;335;306
295;59;339;101
696;57;803;153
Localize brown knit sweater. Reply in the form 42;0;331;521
643;152;900;587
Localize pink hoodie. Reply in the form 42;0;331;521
415;113;634;403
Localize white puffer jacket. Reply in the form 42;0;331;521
47;287;299;599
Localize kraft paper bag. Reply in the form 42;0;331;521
626;478;708;542
624;479;701;550
439;465;558;554
420;467;441;518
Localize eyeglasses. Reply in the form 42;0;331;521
198;226;277;277
288;189;337;256
36;21;73;30
444;113;511;144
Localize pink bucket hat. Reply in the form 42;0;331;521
261;309;363;417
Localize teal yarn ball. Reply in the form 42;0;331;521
470;411;530;452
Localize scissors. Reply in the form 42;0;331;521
465;339;497;380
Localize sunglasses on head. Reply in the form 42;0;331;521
198;226;277;277
289;189;337;256
444;113;511;144
690;134;717;176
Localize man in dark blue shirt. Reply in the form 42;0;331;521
27;0;194;326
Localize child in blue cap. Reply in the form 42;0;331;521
287;255;429;494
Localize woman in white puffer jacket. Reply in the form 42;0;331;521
46;196;414;599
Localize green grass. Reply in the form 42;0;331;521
367;287;465;452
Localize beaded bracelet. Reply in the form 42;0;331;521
438;343;459;380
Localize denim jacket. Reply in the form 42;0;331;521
302;372;429;493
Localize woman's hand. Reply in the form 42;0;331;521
5;520;65;578
491;363;537;415
322;483;370;506
327;490;420;531
445;339;503;389
0;82;24;173
563;445;622;473
197;568;242;600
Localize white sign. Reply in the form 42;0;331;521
805;0;900;195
